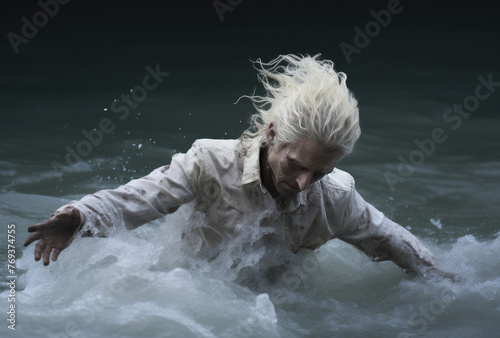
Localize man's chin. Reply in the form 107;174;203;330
277;184;300;197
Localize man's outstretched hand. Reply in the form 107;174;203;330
23;206;84;266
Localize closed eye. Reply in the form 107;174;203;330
290;159;331;180
290;159;304;170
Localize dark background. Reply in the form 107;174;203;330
1;0;499;201
2;0;499;133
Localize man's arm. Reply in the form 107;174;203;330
24;144;203;265
339;206;435;273
69;160;197;235
335;183;453;278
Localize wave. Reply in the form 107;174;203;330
3;204;499;337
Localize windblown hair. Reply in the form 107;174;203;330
240;54;361;156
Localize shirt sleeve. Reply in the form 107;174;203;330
336;182;436;273
62;143;203;236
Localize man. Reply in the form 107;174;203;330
24;54;445;278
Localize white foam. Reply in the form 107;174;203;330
5;209;500;337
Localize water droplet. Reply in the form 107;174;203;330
103;108;108;112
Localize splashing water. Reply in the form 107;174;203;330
2;202;499;338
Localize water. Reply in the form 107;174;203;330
1;2;500;337
2;207;500;337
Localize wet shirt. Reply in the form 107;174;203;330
65;137;435;271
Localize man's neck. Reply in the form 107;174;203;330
259;145;279;198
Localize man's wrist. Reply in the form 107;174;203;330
53;205;85;226
78;210;86;226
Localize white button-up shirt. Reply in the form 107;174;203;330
66;137;435;271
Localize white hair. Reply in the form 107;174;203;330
241;54;361;155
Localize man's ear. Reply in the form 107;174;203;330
266;122;275;144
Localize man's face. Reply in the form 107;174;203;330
265;136;343;198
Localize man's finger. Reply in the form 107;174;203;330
23;232;42;247
26;220;51;233
42;245;52;266
52;248;61;262
34;241;45;261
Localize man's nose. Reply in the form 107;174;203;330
296;172;313;191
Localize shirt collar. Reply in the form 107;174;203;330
241;136;264;185
240;136;308;211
